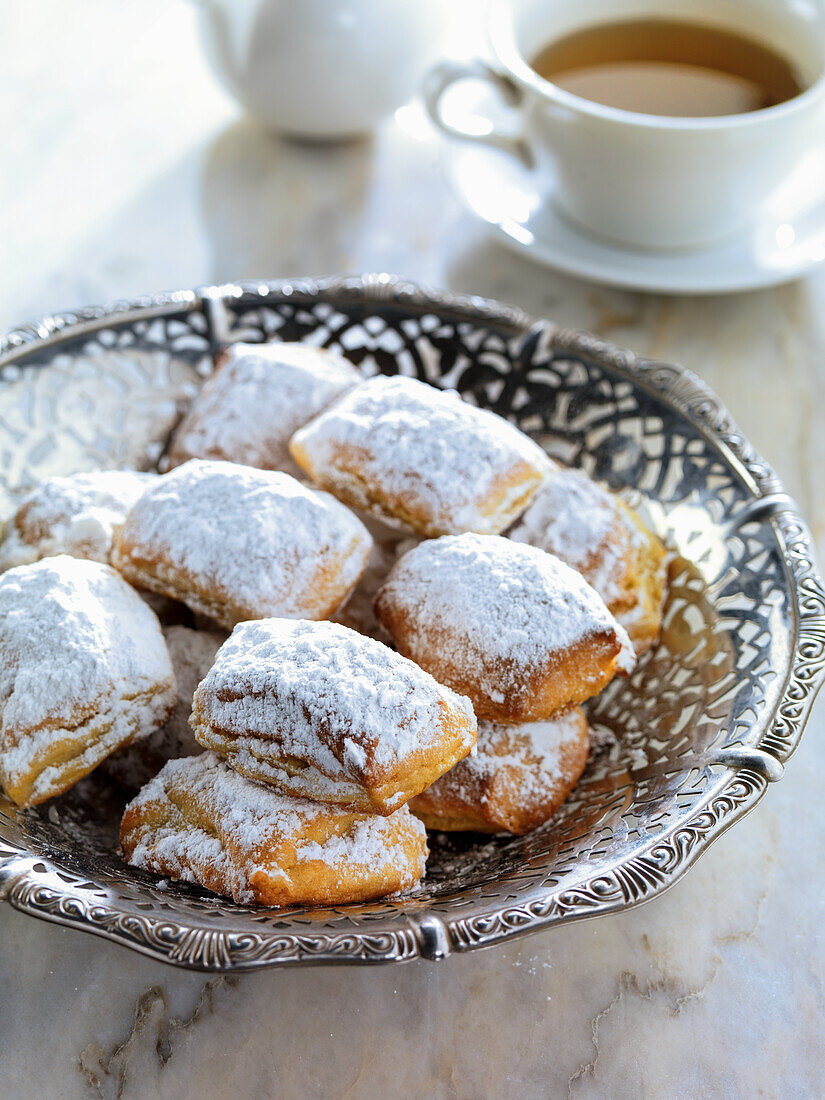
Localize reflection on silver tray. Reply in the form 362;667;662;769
0;274;822;972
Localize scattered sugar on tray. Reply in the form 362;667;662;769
292;375;549;532
588;724;647;771
589;724;620;760
192;618;475;781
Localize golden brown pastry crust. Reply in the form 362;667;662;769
120;753;429;907
410;708;590;835
508;466;668;656
0;556;176;807
109;460;372;630
190;618;477;815
393;633;626;724
289;375;548;538
375;534;635;723
613;501;668;655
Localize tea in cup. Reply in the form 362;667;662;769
425;0;825;249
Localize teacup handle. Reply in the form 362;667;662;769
423;59;534;168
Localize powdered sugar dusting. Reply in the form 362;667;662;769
290;375;549;536
123;752;427;904
110;460;372;627
168;341;360;477
377;534;633;683
509;467;643;606
0;555;176;801
0;470;156;572
191;618;476;783
131;753;332;844
435;710;586;805
292;813;421;874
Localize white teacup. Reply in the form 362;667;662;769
425;0;825;250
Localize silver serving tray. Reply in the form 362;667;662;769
0;275;822;972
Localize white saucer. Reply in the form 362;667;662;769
445;141;825;294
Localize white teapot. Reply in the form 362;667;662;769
194;0;444;138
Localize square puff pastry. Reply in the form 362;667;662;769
508;464;668;655
289;374;549;538
0;555;176;807
110;460;372;630
409;708;590;835
0;470;156;573
166;341;360;477
120;752;428;907
375;533;636;724
190;618;478;815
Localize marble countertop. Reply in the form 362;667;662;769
3;3;825;1097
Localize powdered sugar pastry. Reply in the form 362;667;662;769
290;375;549;536
110;460;372;628
0;555;175;804
378;534;634;679
168;341;360;477
192;618;476;783
0;470;156;572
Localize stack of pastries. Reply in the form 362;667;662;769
0;339;667;907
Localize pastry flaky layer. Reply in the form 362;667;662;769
110;459;373;630
289;374;549;538
409;708;590;836
0;469;156;574
167;341;361;478
120;752;429;907
0;555;176;807
190;618;478;815
509;464;668;655
375;534;636;724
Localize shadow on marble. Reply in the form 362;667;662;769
199;117;376;282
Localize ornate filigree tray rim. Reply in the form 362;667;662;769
0;274;823;972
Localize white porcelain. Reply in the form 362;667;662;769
195;0;443;138
425;0;825;250
445;138;825;293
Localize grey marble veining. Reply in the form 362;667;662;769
2;2;825;1097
